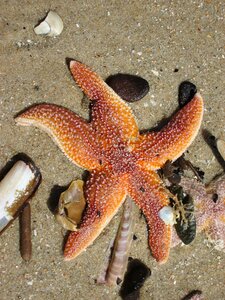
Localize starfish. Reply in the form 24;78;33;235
15;61;203;263
172;174;225;251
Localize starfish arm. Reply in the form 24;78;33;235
135;93;204;170
70;60;139;145
205;219;225;248
64;169;128;260
128;168;172;263
15;104;100;170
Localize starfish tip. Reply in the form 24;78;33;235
69;59;82;70
194;92;203;102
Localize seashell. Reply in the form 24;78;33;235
217;139;225;161
97;197;137;285
55;180;86;231
34;11;63;37
0;160;41;234
159;205;176;225
107;197;136;285
106;73;149;102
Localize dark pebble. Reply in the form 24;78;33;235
133;234;138;240
178;81;197;108
119;258;151;300
162;160;182;184
181;290;202;300
106;73;149;102
212;193;218;203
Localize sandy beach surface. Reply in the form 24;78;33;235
0;1;224;299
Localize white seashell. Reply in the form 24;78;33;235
158;206;175;225
217;139;225;161
34;11;63;37
0;160;41;234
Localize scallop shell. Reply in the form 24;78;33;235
34;11;63;37
0;160;41;234
55;180;86;231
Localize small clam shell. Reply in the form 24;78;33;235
0;160;41;234
34;11;63;37
55;180;86;231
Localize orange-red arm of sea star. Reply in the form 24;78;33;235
128;168;172;263
134;93;204;170
70;61;139;146
64;169;128;260
15;104;100;170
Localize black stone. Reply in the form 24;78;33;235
106;73;149;102
178;81;197;108
181;290;202;300
119;258;151;300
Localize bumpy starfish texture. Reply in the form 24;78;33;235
15;61;203;263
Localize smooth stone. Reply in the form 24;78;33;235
178;81;197;108
106;73;149;102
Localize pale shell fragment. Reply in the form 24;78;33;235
158;206;175;225
0;160;41;234
34;11;63;37
55;180;86;231
217;139;225;161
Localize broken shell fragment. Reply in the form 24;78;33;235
217;139;225;161
55;180;86;231
0;160;41;234
34;11;63;37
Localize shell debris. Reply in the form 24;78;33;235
34;11;64;37
55;180;86;231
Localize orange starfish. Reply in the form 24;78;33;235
15;61;203;263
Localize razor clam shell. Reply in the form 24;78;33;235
0;160;41;234
97;197;136;285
